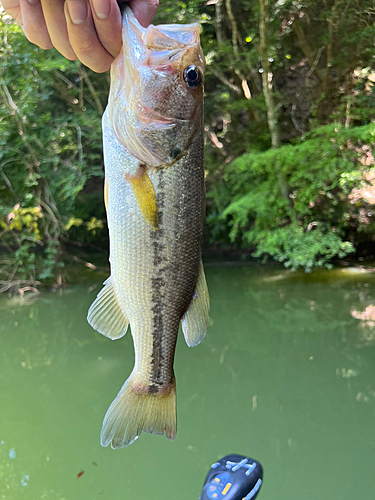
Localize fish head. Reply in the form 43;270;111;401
108;8;205;168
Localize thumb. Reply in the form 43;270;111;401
124;0;159;28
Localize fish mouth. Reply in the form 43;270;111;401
124;6;203;71
139;49;180;73
142;19;201;51
137;103;187;127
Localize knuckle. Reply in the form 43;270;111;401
25;33;50;50
39;41;54;50
60;48;78;60
24;28;53;50
87;59;112;73
23;25;45;43
74;39;97;57
100;35;121;58
49;35;77;60
65;53;78;61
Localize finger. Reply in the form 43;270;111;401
65;0;114;72
89;0;122;59
126;0;159;28
2;0;23;25
19;0;53;50
40;0;77;60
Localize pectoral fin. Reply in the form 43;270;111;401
126;165;158;231
182;260;210;347
87;277;129;340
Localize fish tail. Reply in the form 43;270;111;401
100;372;177;449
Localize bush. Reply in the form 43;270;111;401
221;123;375;270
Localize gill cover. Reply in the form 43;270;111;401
107;7;205;168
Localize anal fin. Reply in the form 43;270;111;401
87;277;129;340
182;260;210;347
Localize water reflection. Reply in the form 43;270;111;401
0;441;30;496
351;304;375;341
1;266;375;500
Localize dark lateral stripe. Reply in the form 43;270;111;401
150;170;166;389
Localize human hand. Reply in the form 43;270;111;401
1;0;159;73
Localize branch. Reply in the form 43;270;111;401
54;70;97;110
291;104;306;135
305;44;326;87
81;66;104;114
60;235;107;253
22;235;44;246
293;19;323;83
53;80;82;111
0;159;19;199
71;255;109;273
79;66;84;109
209;67;242;94
0;82;39;177
225;0;240;57
75;125;83;165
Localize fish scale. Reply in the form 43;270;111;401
87;7;210;449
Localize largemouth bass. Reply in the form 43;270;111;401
87;8;209;449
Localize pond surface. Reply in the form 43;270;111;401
1;264;375;500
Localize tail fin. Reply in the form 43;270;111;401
100;373;177;449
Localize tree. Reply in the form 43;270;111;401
1;1;374;292
0;13;107;293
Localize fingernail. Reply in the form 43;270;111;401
66;0;88;25
92;0;110;20
27;0;40;5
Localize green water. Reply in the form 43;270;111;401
1;264;375;500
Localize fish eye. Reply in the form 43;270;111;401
183;65;203;89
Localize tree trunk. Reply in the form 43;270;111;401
259;0;279;148
259;0;293;211
214;0;226;44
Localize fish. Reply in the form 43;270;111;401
87;8;209;449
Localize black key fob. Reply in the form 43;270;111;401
199;454;263;500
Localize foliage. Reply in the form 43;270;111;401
250;224;355;271
222;124;374;269
0;1;375;291
0;14;107;291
